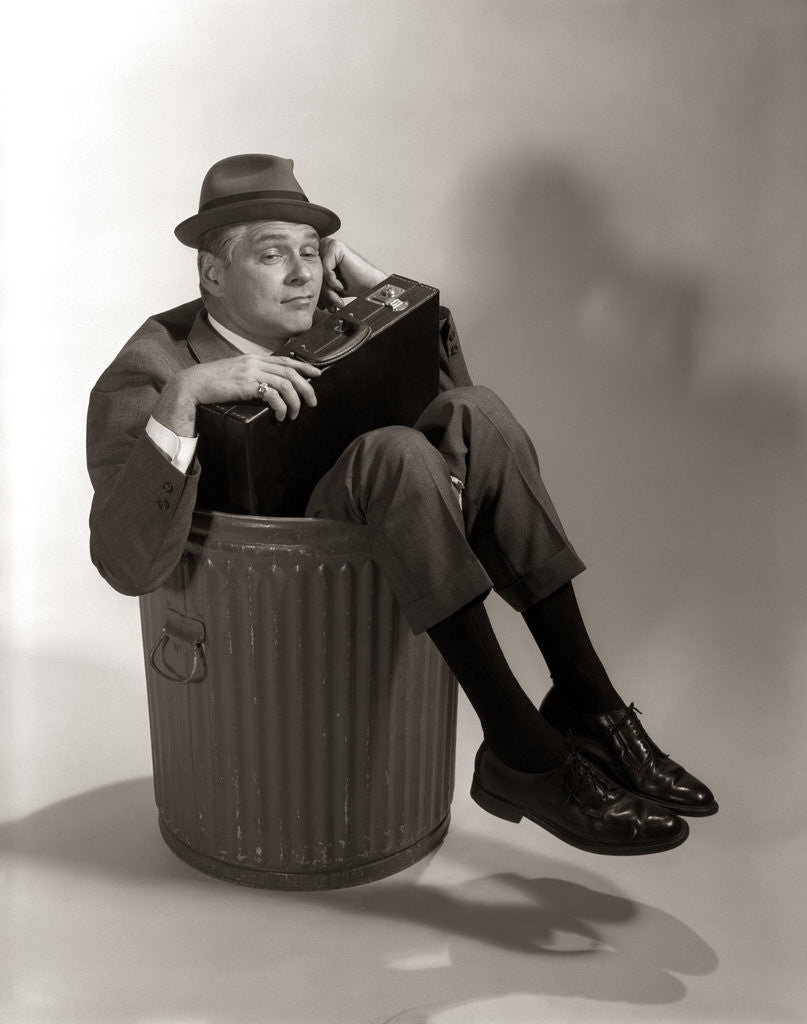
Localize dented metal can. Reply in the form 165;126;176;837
139;509;457;889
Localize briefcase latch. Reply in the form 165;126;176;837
368;283;408;312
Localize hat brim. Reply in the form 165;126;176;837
174;199;341;247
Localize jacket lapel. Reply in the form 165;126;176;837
187;309;240;364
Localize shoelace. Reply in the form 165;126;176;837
605;703;668;759
562;735;613;818
605;701;642;736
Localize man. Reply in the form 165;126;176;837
88;154;717;859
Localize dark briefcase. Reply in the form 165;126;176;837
195;274;440;516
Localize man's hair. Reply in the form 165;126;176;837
196;222;250;299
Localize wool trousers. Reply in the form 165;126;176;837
305;385;586;634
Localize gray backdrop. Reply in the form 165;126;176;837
3;2;805;1022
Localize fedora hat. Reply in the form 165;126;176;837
174;154;341;247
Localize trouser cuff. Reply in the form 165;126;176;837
495;548;587;612
399;559;492;635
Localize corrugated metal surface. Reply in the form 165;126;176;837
139;510;457;889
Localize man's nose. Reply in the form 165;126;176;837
287;255;313;283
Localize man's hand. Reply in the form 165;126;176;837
152;354;322;435
319;238;387;311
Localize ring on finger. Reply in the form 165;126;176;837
255;380;270;397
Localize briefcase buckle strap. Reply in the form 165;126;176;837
368;282;409;312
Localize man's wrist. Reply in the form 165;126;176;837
152;372;199;437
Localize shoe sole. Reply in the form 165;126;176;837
470;778;690;856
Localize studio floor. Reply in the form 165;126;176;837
4;627;804;1024
4;3;807;1021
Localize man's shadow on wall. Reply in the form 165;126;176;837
4;771;717;1023
454;157;806;831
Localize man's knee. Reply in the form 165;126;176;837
332;424;457;523
428;384;512;419
423;385;527;441
348;425;441;477
308;425;445;521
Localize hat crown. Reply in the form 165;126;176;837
199;154;307;209
174;152;340;246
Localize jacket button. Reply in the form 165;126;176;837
157;499;170;511
162;482;174;493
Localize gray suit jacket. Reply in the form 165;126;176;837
87;298;471;596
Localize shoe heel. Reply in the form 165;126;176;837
470;779;523;823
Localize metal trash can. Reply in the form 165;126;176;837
139;509;458;890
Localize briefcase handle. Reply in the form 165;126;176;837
280;310;372;367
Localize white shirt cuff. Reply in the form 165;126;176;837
146;416;198;474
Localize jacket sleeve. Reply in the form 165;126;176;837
86;336;200;596
438;306;473;391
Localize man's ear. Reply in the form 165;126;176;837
198;252;225;297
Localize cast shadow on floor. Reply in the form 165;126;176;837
4;777;718;1020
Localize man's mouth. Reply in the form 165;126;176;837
282;295;314;306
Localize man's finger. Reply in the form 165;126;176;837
263;371;315;414
322;288;345;311
280;369;318;406
255;386;287;421
254;355;322;376
325;272;346;291
273;358;323;377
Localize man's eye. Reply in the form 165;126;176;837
260;253;282;263
303;250;321;260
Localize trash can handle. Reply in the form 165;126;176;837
148;610;206;684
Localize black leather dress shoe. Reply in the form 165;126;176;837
539;688;719;817
471;742;689;856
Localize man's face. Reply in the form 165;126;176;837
210;220;324;346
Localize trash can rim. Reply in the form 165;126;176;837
190;507;371;552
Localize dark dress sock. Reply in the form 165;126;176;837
522;582;624;714
427;596;567;772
